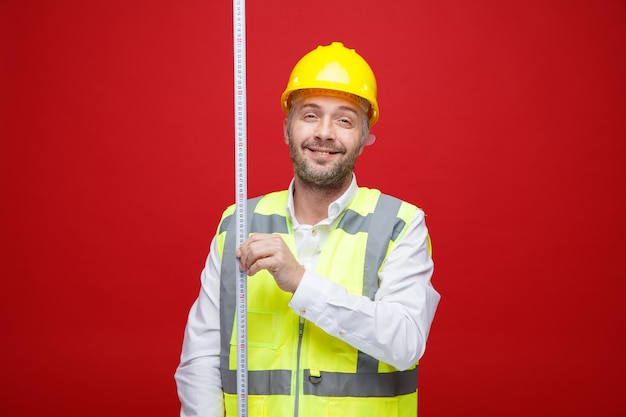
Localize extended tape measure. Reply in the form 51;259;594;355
232;0;248;415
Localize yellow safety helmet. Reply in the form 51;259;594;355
281;42;379;126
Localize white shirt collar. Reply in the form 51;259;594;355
287;174;359;227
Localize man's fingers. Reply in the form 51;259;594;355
238;234;282;270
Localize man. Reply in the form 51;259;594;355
175;41;440;417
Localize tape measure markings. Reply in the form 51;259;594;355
233;0;248;415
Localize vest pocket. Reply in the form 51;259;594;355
230;309;281;348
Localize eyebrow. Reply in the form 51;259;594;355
299;103;359;116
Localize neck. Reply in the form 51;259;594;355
292;177;351;225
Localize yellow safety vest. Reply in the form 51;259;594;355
216;187;423;417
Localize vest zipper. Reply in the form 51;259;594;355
294;316;305;417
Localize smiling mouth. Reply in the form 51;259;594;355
307;147;342;155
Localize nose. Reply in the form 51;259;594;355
314;117;335;141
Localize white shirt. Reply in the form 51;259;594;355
175;176;440;417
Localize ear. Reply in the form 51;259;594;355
364;133;376;146
283;118;289;145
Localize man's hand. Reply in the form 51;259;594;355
236;233;304;293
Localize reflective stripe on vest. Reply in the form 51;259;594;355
220;367;418;397
217;189;418;403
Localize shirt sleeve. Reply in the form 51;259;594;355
174;237;224;417
288;209;440;371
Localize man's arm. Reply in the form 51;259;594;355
289;209;440;370
175;237;224;417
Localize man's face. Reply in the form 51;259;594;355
284;94;365;190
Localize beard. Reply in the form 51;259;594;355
287;135;361;190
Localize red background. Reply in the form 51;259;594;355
2;0;625;416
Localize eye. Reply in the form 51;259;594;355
303;113;318;121
337;117;353;126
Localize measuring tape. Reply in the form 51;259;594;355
233;0;248;415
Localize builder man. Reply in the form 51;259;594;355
175;41;440;417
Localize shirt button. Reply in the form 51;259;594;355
311;229;317;236
299;308;306;315
338;330;345;337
